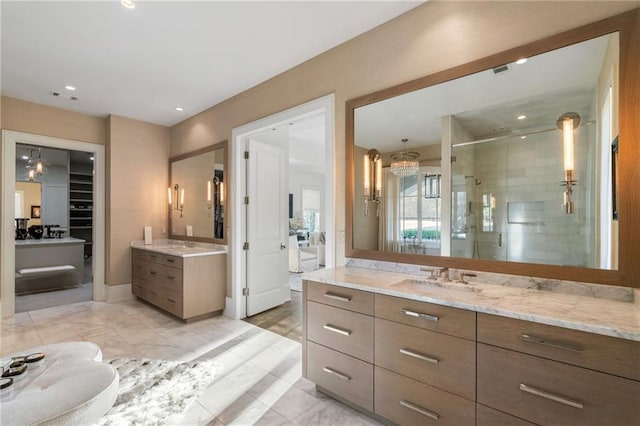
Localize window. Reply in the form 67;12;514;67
302;188;320;232
399;169;441;244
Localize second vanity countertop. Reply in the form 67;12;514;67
302;266;640;342
131;240;227;258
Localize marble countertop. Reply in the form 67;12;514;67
302;267;640;342
15;237;85;246
131;239;227;258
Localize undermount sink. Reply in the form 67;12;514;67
391;278;483;294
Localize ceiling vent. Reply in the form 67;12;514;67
50;90;78;101
492;64;510;74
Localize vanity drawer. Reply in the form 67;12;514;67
145;282;161;305
132;248;144;259
374;366;475;426
375;294;475;340
477;343;640;426
375;318;475;400
143;250;163;264
476;404;536;426
147;263;183;292
307;341;373;411
162;254;183;269
478;313;640;381
158;287;183;318
307;301;374;362
131;275;146;298
132;258;147;278
306;281;374;315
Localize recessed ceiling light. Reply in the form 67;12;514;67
175;107;184;112
121;0;135;9
21;155;29;160
64;85;76;91
515;58;528;65
517;115;526;120
520;136;527;139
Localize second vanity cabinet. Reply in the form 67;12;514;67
303;279;640;425
132;248;225;321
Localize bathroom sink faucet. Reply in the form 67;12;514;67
419;267;438;279
438;267;450;282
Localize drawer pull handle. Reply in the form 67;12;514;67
167;298;176;304
401;309;439;322
166;259;175;263
167;275;176;281
521;334;583;353
149;271;157;276
400;348;439;364
323;324;351;336
149;291;157;296
400;400;440;420
150;255;157;259
322;367;351;381
323;293;352;302
519;384;584;409
133;285;142;290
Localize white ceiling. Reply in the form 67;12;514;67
1;1;422;126
356;33;611;152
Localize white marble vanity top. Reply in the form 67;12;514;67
15;237;85;246
303;266;640;342
131;239;227;257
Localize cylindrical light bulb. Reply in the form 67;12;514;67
563;117;574;173
363;154;370;196
36;161;43;175
28;169;35;181
180;188;185;208
167;187;172;206
375;158;382;194
207;181;212;203
220;182;224;204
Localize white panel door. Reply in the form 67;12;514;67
246;139;288;316
42;185;68;226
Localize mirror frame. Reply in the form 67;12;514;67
169;140;228;245
346;10;640;288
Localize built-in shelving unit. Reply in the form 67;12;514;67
68;166;93;258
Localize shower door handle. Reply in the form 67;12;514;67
498;233;502;247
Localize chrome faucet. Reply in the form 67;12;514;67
419;267;437;279
186;240;196;248
458;271;477;284
437;267;450;282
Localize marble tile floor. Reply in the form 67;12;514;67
244;290;302;343
1;298;382;425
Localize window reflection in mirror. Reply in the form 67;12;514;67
353;32;618;270
170;143;226;243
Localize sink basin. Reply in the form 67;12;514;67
391;278;483;294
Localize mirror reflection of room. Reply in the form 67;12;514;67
14;144;94;313
354;32;618;270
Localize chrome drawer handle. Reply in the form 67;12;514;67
149;270;157;275
166;259;175;263
401;309;439;322
167;298;176;304
322;367;351;381
133;285;142;290
149;291;157;296
400;348;439;364
400;400;439;420
323;293;352;302
519;384;584;409
521;334;583;353
167;275;176;281
323;324;352;336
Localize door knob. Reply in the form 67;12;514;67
280;242;287;250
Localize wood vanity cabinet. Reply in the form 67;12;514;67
131;248;225;321
303;280;640;426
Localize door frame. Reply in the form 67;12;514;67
1;130;106;318
228;94;335;319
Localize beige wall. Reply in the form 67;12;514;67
170;1;638;265
1;97;106;144
106;115;170;285
15;182;42;226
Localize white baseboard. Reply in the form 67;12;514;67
223;296;239;319
105;283;134;303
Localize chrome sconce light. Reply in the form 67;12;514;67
557;112;580;214
363;148;382;216
207;177;224;217
168;184;184;218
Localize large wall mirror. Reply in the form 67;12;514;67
169;141;227;244
346;11;639;287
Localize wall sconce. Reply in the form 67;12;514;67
207;177;224;217
168;184;184;218
363;148;382;216
557;112;580;214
